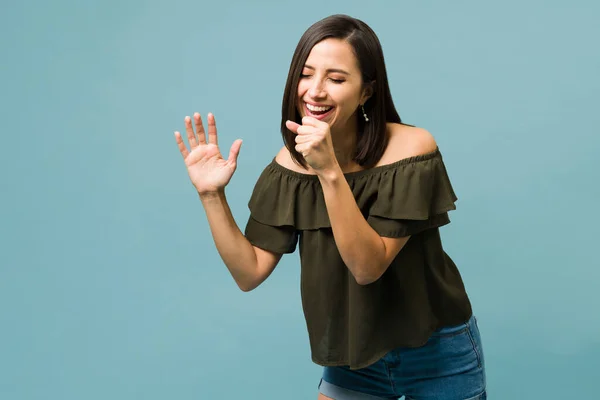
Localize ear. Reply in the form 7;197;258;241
360;80;375;105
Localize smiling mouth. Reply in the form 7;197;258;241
304;102;335;119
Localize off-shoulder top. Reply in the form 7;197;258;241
243;147;473;370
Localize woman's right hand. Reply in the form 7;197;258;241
174;112;242;196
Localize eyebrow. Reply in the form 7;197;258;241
303;65;350;75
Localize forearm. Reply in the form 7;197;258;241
318;169;388;285
199;190;259;290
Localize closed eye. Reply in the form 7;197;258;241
300;74;343;84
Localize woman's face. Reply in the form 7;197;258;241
296;38;371;132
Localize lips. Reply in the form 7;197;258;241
303;102;335;120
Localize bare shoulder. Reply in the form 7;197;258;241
274;146;314;174
378;123;438;165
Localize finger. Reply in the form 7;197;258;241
227;139;243;165
296;125;315;135
285;120;301;134
174;131;190;159
194;112;207;144
294;134;311;144
295;143;308;157
207;113;218;145
301;116;326;127
184;116;198;148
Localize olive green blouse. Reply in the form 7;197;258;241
244;147;472;370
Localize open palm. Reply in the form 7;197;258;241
174;112;242;195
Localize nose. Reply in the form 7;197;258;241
308;79;326;99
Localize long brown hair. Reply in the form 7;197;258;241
280;14;404;169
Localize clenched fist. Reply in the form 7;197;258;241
285;116;338;173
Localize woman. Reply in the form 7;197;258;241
174;14;486;400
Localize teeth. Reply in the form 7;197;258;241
306;103;333;112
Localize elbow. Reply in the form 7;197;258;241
355;275;379;286
353;270;383;286
236;277;259;292
238;284;254;292
237;280;258;292
352;262;386;286
349;243;392;286
355;276;372;286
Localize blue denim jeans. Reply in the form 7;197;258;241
319;314;486;400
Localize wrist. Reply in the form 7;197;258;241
198;189;226;203
317;164;344;185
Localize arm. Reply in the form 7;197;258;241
287;116;436;285
317;130;438;285
200;190;282;292
174;112;281;292
318;172;409;285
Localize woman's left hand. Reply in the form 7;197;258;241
286;116;338;174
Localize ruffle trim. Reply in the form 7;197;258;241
247;148;457;230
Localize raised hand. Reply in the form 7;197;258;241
175;112;242;196
286;116;338;173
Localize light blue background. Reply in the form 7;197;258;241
1;1;598;398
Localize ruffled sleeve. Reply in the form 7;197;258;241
244;217;298;254
243;161;330;254
366;149;458;237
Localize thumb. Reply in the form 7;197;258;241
285;120;301;134
227;139;243;164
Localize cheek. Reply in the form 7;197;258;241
297;81;309;97
333;94;357;116
329;92;360;125
332;86;359;107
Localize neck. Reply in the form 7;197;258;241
330;117;359;170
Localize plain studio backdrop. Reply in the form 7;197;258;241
1;1;598;398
